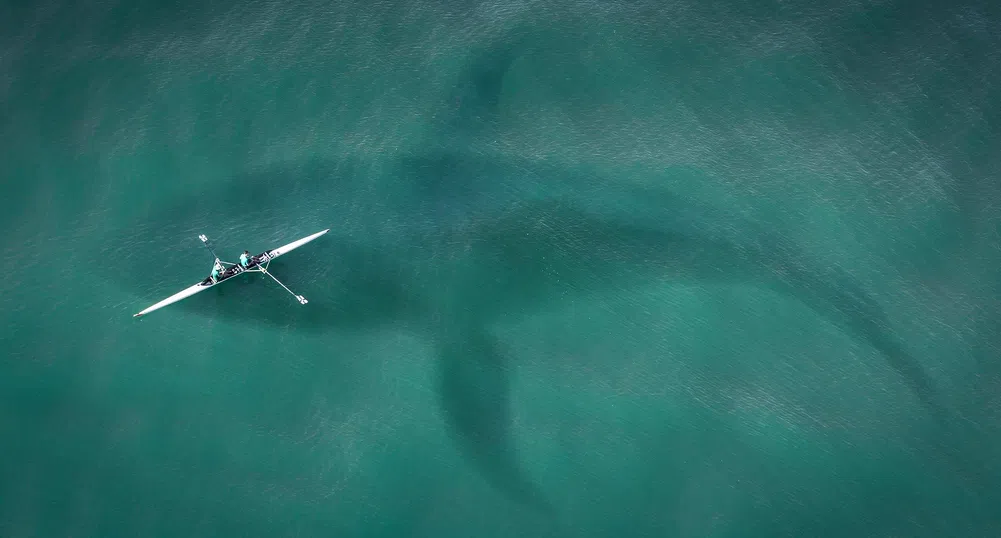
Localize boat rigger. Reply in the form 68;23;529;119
133;229;329;318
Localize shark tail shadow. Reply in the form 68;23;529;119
765;240;1001;521
780;258;943;417
435;318;554;514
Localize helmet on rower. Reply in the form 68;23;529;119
239;250;251;268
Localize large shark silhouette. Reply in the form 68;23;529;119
107;151;944;512
103;16;959;513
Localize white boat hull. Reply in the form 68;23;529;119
133;282;214;317
133;229;329;318
262;228;330;262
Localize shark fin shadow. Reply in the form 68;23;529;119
435;321;553;514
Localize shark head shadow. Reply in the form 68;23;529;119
108;151;944;513
108;154;559;510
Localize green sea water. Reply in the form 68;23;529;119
2;0;1000;536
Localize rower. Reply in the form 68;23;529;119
239;250;251;268
211;260;224;282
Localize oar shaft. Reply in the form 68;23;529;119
258;267;308;305
199;234;221;261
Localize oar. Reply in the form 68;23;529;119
199;234;237;266
253;266;308;305
198;234;220;259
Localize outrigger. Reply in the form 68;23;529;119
133;229;329;317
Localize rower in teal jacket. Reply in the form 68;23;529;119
211;260;224;282
239;250;251;268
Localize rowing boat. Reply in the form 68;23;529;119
133;229;329;318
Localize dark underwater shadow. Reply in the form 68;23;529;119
441;31;525;141
104;148;950;513
108;152;560;511
434;317;554;512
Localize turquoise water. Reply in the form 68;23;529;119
2;0;1000;536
